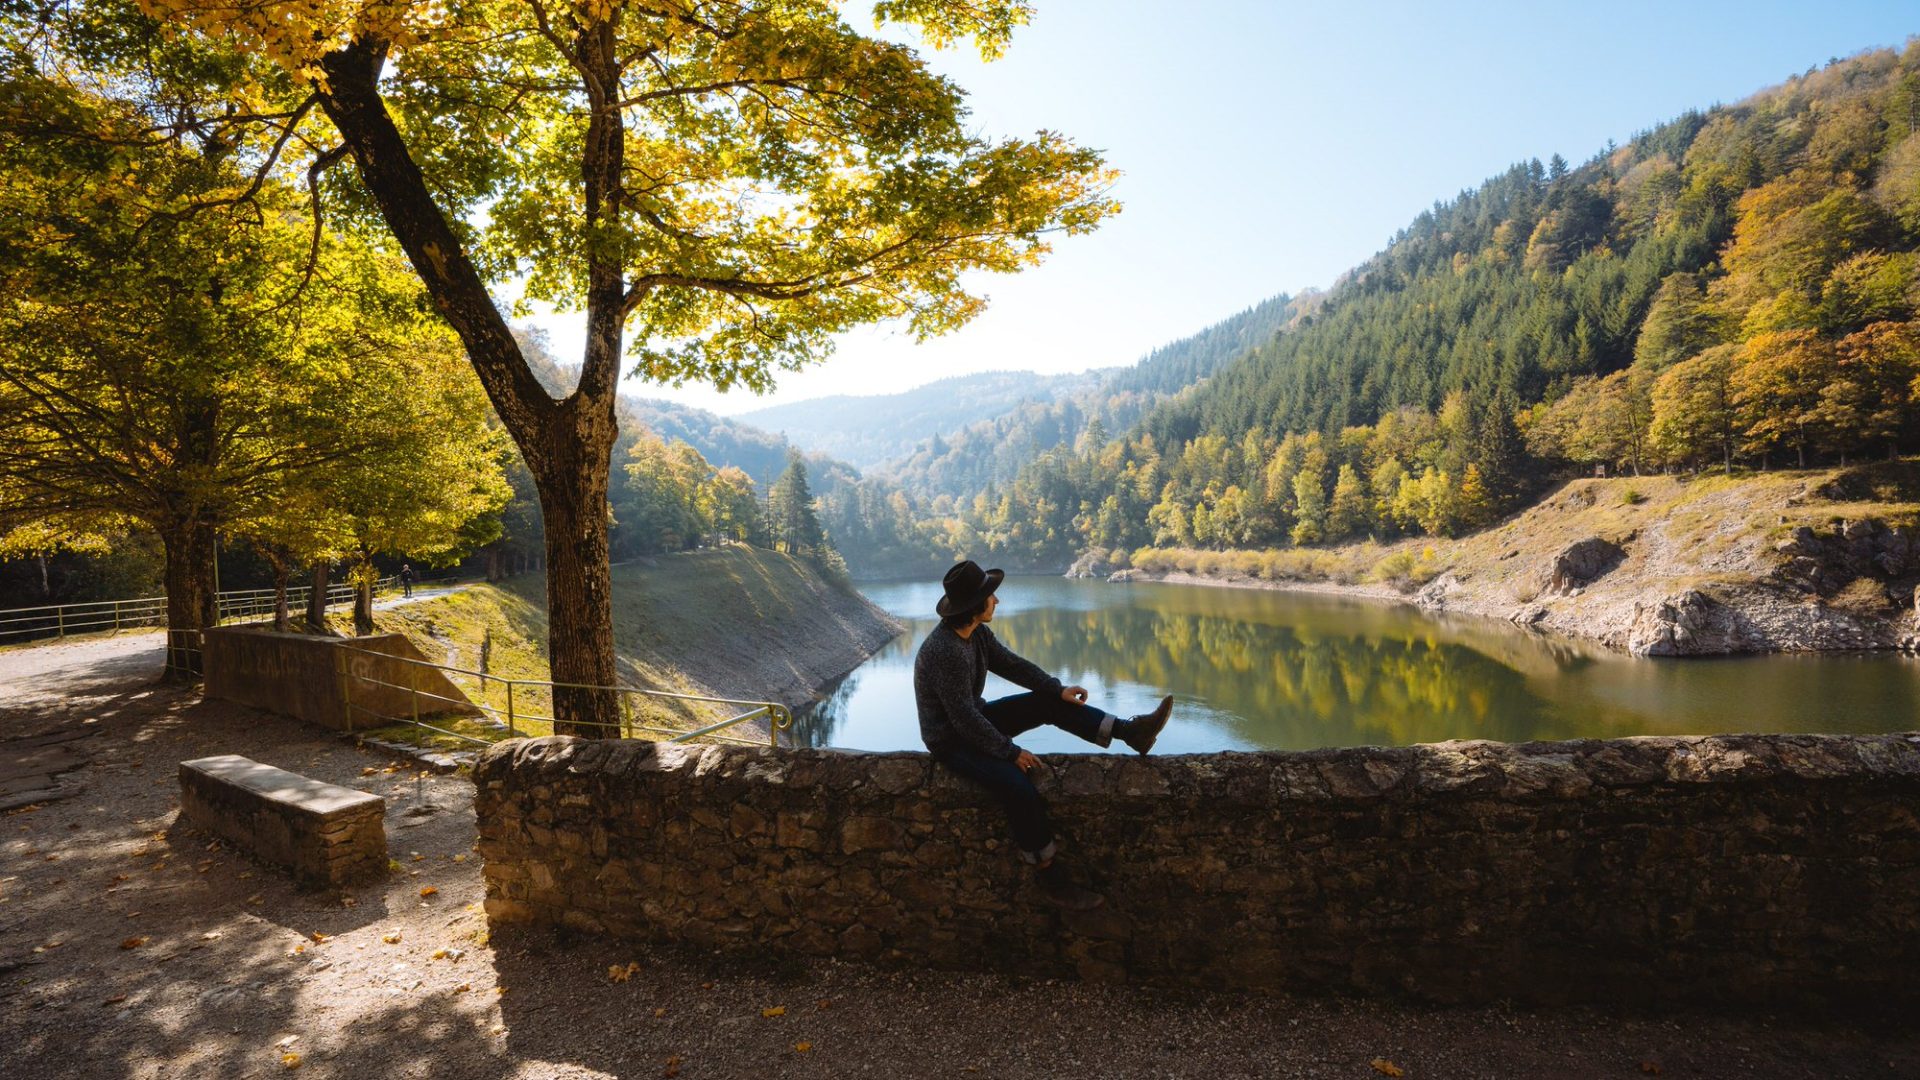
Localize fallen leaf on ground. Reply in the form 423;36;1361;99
454;983;471;993
418;886;437;898
816;999;831;1010
382;933;402;944
1370;1060;1403;1078
120;937;147;950
794;1042;812;1053
102;994;127;1005
309;932;328;944
281;1052;301;1069
653;1007;667;1018
663;1055;682;1078
1639;1064;1663;1076
761;1005;786;1018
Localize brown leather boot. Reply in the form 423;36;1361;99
1036;861;1104;911
1112;695;1172;754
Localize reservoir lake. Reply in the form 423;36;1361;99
793;575;1920;753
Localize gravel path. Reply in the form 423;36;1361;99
3;642;1917;1078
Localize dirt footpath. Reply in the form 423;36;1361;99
2;642;1917;1079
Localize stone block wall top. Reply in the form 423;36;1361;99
182;755;383;819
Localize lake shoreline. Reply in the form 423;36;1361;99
1098;471;1920;658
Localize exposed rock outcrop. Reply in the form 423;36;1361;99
1545;537;1626;594
1627;589;1730;656
1120;468;1920;657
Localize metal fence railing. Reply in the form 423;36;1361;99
0;576;398;646
333;645;793;750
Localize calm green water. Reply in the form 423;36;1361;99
793;575;1920;753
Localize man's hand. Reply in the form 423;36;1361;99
1015;749;1043;776
1060;685;1089;705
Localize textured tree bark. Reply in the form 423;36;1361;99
159;520;217;680
317;37;623;735
532;411;622;736
271;558;291;632
353;564;374;636
305;563;330;634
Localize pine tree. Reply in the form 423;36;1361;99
767;455;827;555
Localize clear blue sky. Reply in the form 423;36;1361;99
527;1;1918;416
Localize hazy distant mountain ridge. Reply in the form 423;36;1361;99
881;291;1304;499
737;370;1097;470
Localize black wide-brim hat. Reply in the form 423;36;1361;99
936;559;1004;617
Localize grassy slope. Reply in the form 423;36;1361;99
1135;464;1920;645
363;546;900;745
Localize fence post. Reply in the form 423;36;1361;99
56;606;64;640
506;681;516;738
112;601;119;635
411;662;421;733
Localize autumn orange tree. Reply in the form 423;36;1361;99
121;0;1115;732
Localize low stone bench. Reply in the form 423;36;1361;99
179;755;387;889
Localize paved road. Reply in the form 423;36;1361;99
0;585;467;712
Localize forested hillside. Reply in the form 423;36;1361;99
883;291;1305;499
899;44;1920;573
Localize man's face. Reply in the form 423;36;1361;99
979;593;998;623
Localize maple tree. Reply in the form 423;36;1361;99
126;0;1115;731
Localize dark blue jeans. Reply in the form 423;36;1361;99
931;692;1111;863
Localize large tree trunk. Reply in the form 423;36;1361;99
305;562;330;633
529;407;621;737
317;36;624;737
268;552;291;632
353;561;375;636
159;520;217;681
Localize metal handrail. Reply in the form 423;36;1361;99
332;645;793;750
0;576;399;644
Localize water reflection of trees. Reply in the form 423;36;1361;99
802;578;1920;751
991;604;1600;749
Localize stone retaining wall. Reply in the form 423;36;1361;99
203;628;474;731
473;734;1920;1012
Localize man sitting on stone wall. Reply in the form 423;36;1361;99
913;559;1174;911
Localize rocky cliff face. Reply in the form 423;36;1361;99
1132;466;1920;657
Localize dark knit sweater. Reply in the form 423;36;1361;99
913;623;1063;761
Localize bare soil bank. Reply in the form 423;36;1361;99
1120;464;1920;656
378;547;903;716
